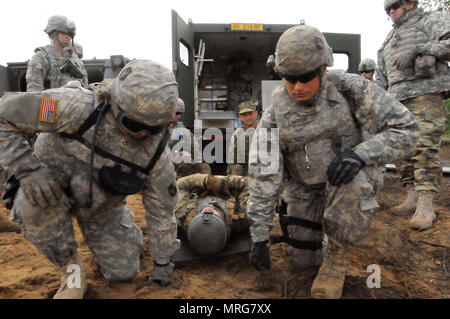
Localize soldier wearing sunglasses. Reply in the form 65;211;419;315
246;24;419;299
377;0;450;230
0;60;181;298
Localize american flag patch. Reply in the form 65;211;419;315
39;98;58;123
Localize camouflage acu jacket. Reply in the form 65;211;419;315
26;44;89;92
377;8;450;100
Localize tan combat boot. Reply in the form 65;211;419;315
409;191;436;230
53;252;87;299
0;213;20;233
391;187;417;216
311;238;347;299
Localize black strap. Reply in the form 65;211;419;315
270;235;323;250
145;129;169;174
60;103;169;175
279;215;323;232
270;199;323;251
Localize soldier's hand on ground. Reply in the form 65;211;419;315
19;167;65;208
205;175;230;197
393;48;417;72
150;262;175;286
327;151;365;186
250;241;271;270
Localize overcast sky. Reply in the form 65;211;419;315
0;0;395;69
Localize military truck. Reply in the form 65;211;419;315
171;10;361;172
0;54;130;96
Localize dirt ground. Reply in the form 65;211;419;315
1;149;449;299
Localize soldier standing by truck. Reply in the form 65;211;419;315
246;24;419;299
26;15;88;92
377;0;450;230
227;100;259;176
169;98;207;178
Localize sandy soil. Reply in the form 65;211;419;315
1;161;449;299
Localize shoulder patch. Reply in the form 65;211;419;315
39;98;58;123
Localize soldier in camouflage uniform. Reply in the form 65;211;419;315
169;98;207;178
26;15;88;92
246;25;419;299
0;60;180;298
174;172;249;256
227;100;259;176
358;58;377;81
377;0;450;230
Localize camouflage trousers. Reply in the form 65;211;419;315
399;93;447;192
283;166;383;269
13;188;143;281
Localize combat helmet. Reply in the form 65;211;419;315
110;59;178;128
358;58;376;72
176;98;185;113
44;15;76;37
275;24;333;75
187;197;230;256
384;0;418;13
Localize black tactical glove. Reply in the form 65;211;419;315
393;48;417;72
250;241;271;270
327;151;365;186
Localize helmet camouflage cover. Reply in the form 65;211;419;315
358;58;377;72
275;24;333;75
110;59;178;127
384;0;417;10
44;15;76;37
176;98;185;113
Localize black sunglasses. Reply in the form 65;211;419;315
175;112;183;116
117;111;165;136
386;2;402;14
279;68;320;85
360;70;374;74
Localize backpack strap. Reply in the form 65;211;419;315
60;103;169;175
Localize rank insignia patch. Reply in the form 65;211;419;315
39;98;58;123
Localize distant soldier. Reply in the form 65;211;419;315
169;98;206;178
0;60;180;298
26;15;88;92
227;101;259;176
74;42;84;59
175;173;249;256
377;0;450;229
247;25;419;299
358;58;377;81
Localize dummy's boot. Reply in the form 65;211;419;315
53;252;87;299
0;213;20;233
391;187;417;216
409;191;436;230
311;238;347;299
